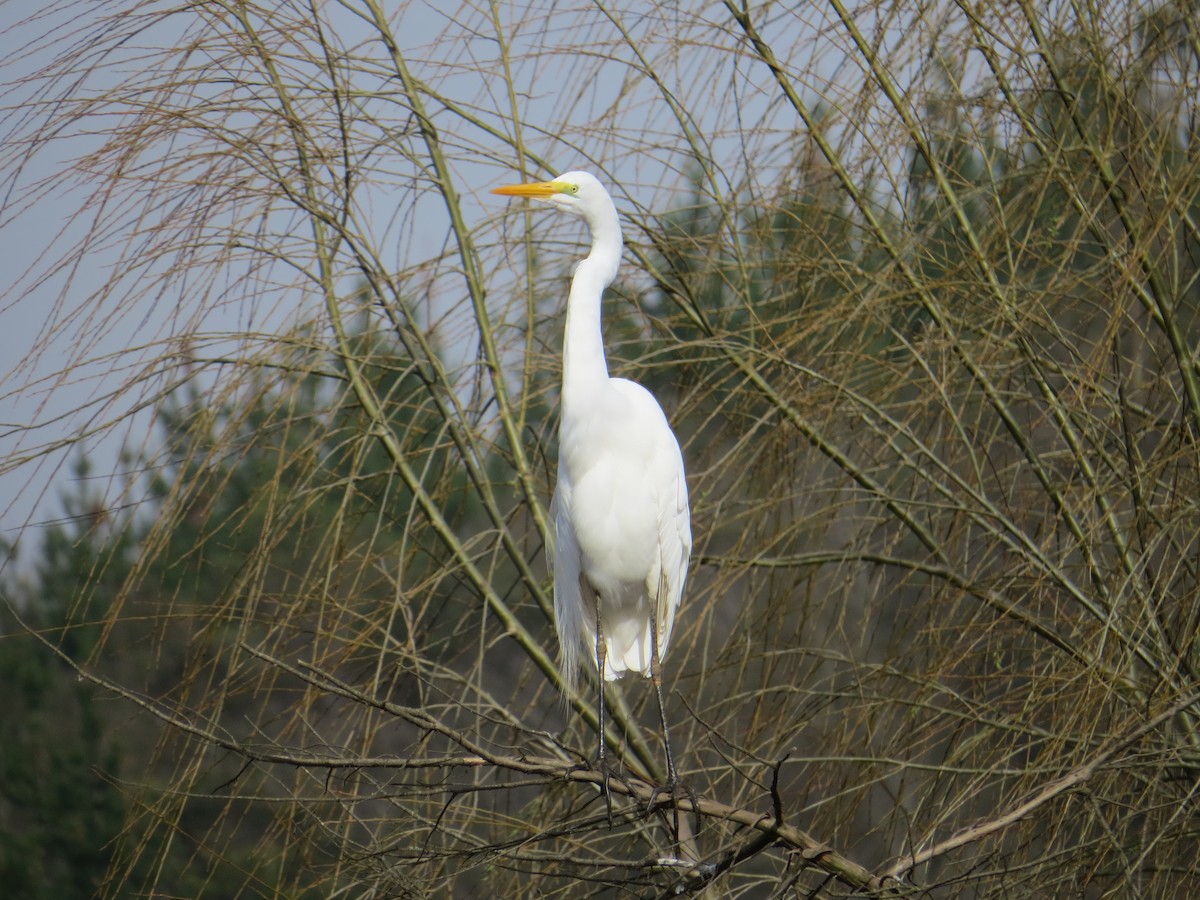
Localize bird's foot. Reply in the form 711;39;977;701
641;768;689;817
652;774;702;869
641;778;665;817
589;755;634;827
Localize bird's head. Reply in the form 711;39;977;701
492;171;615;227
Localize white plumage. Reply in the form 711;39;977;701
554;375;690;685
494;171;691;780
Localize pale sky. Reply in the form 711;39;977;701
0;1;875;573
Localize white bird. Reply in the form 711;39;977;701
493;171;691;788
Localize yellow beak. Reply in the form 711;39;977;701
491;180;563;199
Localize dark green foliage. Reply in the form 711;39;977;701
0;459;129;898
0;633;124;900
6;4;1200;895
0;310;476;895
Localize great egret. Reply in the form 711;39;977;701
493;171;692;792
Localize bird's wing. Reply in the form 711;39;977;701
653;426;691;662
550;468;586;692
611;379;692;664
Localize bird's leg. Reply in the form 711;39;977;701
594;589;614;825
648;596;677;791
649;577;701;867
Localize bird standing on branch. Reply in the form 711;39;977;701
493;171;692;798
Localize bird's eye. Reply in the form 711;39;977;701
567;184;579;194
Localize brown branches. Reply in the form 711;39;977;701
46;611;1199;894
7;1;1200;895
882;689;1200;881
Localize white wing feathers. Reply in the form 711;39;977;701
550;472;585;694
551;378;690;691
653;437;691;665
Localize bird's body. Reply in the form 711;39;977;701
493;171;691;781
555;373;689;683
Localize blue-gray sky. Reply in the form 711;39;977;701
0;1;880;572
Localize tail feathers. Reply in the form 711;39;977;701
557;591;666;688
555;589;586;698
602;622;653;680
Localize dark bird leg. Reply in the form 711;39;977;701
650;577;701;867
594;588;614;825
648;591;677;790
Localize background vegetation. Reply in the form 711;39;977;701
3;1;1200;896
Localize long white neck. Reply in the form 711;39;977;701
561;204;622;410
